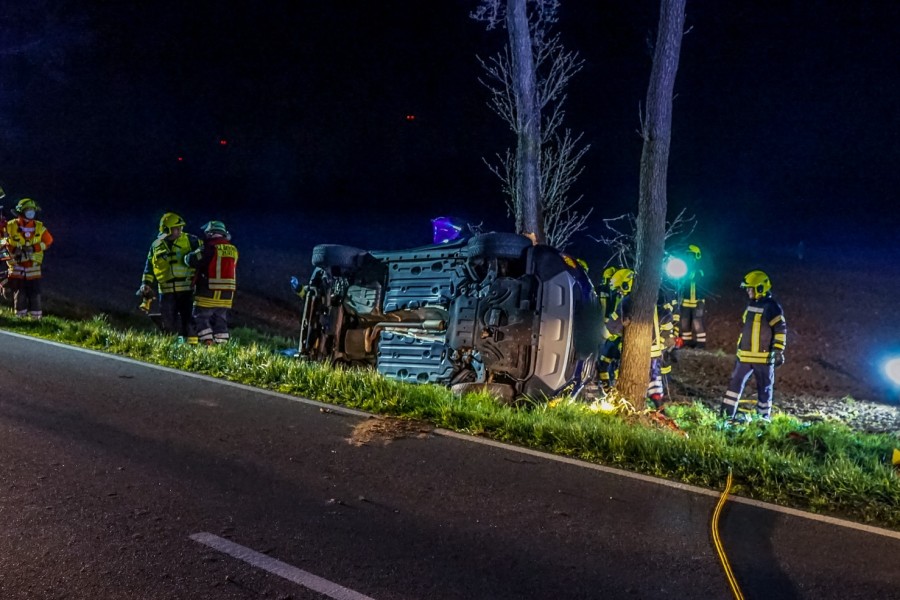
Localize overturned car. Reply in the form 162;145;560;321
291;226;602;401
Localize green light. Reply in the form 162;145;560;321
664;256;687;280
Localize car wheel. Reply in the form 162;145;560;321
312;244;366;269
467;233;532;260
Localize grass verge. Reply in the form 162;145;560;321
2;312;899;530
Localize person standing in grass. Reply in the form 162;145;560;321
4;198;53;319
676;244;707;348
185;220;238;345
139;212;201;342
720;270;787;422
601;268;675;408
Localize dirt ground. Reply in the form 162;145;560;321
15;208;900;436
666;247;900;434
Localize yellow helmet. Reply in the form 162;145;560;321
158;212;186;235
610;268;635;295
687;244;701;260
15;198;39;214
741;270;771;299
576;258;589;273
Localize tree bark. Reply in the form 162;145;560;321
618;0;686;405
506;0;545;243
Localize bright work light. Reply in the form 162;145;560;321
664;256;688;280
884;357;900;386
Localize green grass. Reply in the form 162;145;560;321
3;311;899;530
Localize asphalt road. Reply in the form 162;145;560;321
0;332;898;600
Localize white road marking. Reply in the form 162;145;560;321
190;532;376;600
5;330;900;542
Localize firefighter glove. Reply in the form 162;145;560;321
774;351;785;368
138;284;155;298
674;336;684;349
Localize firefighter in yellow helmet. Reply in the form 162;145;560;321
599;265;620;322
677;243;707;348
4;198;54;318
720;270;787;422
599;269;675;408
139;212;201;341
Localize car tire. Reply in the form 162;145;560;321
312;244;366;269
467;233;532;260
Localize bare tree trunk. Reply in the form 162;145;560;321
506;0;545;243
618;0;686;405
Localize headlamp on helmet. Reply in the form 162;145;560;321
741;270;771;299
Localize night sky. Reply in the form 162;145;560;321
2;1;899;252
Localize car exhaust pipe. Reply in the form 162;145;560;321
375;320;446;332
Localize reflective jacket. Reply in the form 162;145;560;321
735;295;787;364
142;233;201;293
680;261;704;308
187;236;238;308
606;291;674;360
5;217;53;280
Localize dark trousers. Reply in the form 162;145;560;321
679;300;706;347
159;291;194;338
192;306;230;343
722;361;774;417
8;277;42;317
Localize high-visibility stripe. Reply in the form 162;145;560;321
750;313;762;354
736;350;771;363
157;279;193;293
195;292;233;308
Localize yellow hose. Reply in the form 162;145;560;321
711;469;745;600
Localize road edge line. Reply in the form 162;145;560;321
5;330;899;542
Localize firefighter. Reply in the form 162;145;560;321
4;198;53;318
139;212;201;341
678;244;706;348
600;269;674;407
599;265;620;322
597;268;633;391
720;270;787;422
185;220;238;345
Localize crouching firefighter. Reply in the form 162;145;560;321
185;220;238;345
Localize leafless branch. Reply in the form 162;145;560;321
470;0;504;29
589;214;638;268
590;210;698;268
474;0;590;248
